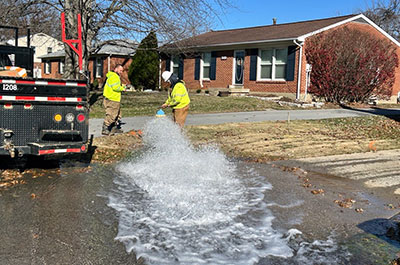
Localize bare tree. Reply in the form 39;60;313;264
23;0;233;79
0;0;60;41
363;0;400;40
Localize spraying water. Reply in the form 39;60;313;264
108;118;349;264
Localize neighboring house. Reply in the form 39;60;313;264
6;33;63;78
39;41;136;87
161;14;400;103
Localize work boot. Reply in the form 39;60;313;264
102;122;111;135
116;119;125;129
115;119;122;129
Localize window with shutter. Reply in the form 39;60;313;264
171;56;179;76
202;52;211;79
257;47;288;81
45;61;51;74
95;57;103;78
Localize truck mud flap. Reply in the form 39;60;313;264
28;142;87;156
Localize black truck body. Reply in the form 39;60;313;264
0;26;89;158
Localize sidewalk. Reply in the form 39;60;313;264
89;108;400;138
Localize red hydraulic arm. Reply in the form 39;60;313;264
61;12;83;71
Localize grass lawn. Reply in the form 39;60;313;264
89;91;298;118
89;91;400;119
91;114;400;163
89;91;400;162
186;115;400;161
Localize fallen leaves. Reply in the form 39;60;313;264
334;198;356;208
311;189;325;195
368;141;377;152
0;170;25;189
92;131;143;163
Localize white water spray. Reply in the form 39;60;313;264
108;118;293;264
108;118;348;264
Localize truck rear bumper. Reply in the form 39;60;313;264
0;142;87;157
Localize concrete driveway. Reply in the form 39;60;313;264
277;149;400;195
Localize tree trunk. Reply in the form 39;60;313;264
63;0;94;80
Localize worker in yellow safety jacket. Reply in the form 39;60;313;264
102;64;126;135
161;71;190;127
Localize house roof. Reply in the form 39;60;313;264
39;50;65;59
94;40;137;55
39;40;137;59
169;14;400;48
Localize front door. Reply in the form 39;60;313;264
234;50;245;85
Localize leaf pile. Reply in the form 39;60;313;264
91;130;143;163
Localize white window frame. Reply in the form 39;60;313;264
95;57;102;78
201;52;211;80
59;60;64;74
257;47;288;81
171;56;180;76
45;61;51;74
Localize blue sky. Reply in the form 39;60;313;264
214;0;372;30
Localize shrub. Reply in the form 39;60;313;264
305;26;398;103
196;89;202;93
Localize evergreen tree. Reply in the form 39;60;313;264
128;31;159;90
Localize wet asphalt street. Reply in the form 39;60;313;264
0;163;141;265
0;158;399;264
1;108;400;264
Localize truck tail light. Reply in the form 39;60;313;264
24;103;33;109
77;114;85;122
76;105;84;110
4;103;12;109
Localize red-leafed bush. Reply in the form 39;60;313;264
305;26;398;103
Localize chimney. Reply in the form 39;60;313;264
272;18;277;25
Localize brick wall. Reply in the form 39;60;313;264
41;60;63;79
161;20;400;101
40;56;132;87
162;49;300;95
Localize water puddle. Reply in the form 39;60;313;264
108;118;350;264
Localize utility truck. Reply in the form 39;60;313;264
0;24;89;159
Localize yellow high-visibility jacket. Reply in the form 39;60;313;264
165;81;190;109
103;71;124;102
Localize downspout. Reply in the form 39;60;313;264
293;37;304;101
108;55;111;72
159;58;162;89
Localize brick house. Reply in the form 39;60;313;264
4;33;64;78
39;41;136;87
161;14;400;102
